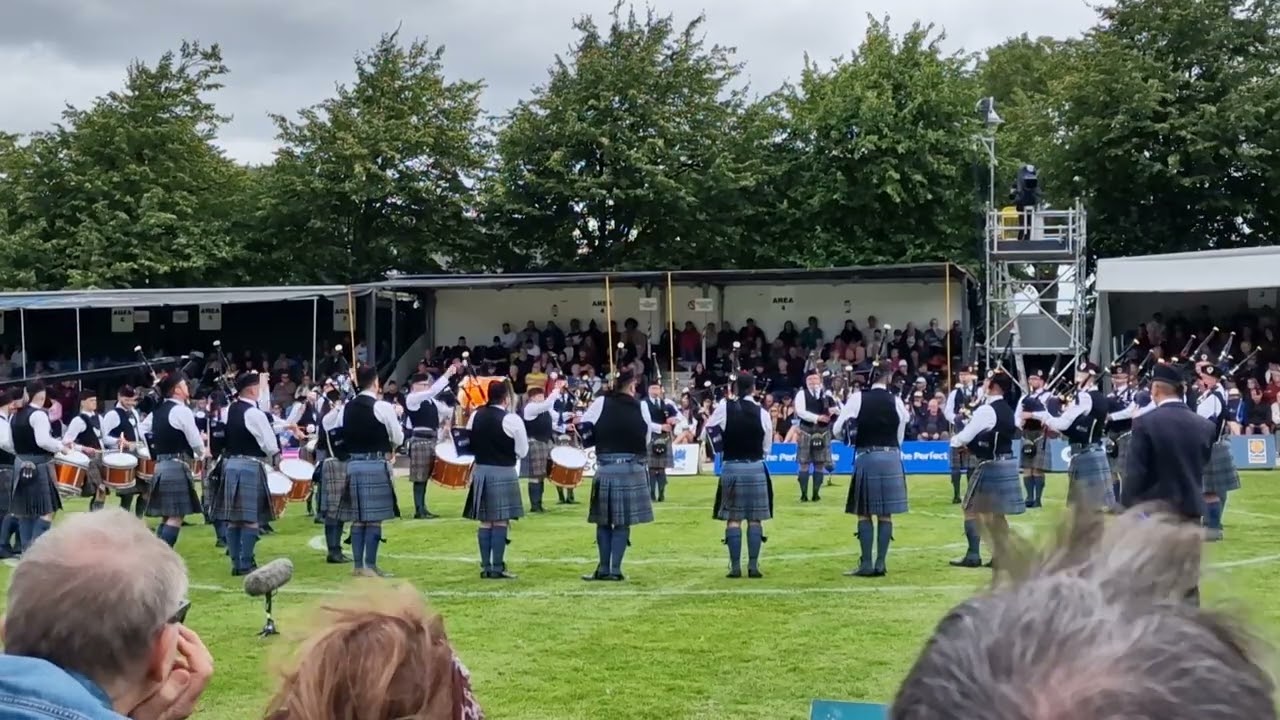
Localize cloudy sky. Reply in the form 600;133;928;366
1;0;1101;165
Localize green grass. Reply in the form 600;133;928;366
5;472;1280;720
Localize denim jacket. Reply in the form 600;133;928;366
0;655;126;719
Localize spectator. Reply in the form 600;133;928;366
0;510;213;720
1242;386;1272;435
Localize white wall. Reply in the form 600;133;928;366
432;281;965;348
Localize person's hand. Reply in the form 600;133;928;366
82;447;98;457
128;626;213;720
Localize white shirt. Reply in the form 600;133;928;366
62;413;103;454
793;386;831;424
522;389;562;422
831;384;912;444
704;398;773;455
100;405;143;450
466;406;530;460
1033;387;1095;432
949;395;1018;447
639;395;678;435
1196;386;1225;421
236;398;282;457
0;411;14;454
406;374;452;413
21;408;66;455
139;399;206;455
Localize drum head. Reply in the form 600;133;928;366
551;446;587;469
280;458;316;480
135;447;152;459
103;453;139;469
58;450;90;467
267;472;292;495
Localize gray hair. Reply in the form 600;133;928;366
4;509;189;688
891;504;1275;719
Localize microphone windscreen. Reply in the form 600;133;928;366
243;558;294;597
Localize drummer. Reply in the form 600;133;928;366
520;377;565;513
61;390;106;511
317;386;351;565
213;372;281;576
552;388;578;505
140;373;208;547
8;381;64;551
465;380;528;579
0;387;24;558
101;385;148;517
404;364;457;520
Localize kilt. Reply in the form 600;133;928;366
0;466;12;515
201;456;223;514
81;456;105;497
1067;446;1112;509
588;454;654;527
846;449;909;517
319;457;350;521
713;460;773;522
339;455;400;523
1108;431;1132;482
144;457;202;519
963;458;1027;515
647;435;675;470
463;465;526;522
797;427;833;467
949;445;978;473
520;439;553;480
11;458;62;517
1202;441;1241;496
1019;429;1050;473
212;457;273;524
408;436;438;484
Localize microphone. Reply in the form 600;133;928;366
244;558;293;638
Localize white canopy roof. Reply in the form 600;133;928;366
1096;246;1280;293
0;285;366;312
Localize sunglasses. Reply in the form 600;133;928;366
168;600;191;625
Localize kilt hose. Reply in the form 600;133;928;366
647;436;675;470
846;449;909;517
11;458;62;517
463;465;526;522
1019;429;1050;474
408;436;437;484
340;455;400;523
320;457;351;522
963;458;1027;516
1202;441;1241;496
520;439;553;480
589;455;654;527
212;457;274;524
713;460;773;522
144;456;202;519
0;466;13;515
1067;446;1113;510
797;427;833;467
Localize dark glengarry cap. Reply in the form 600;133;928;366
235;372;261;392
1077;360;1101;375
1199;364;1223;379
1151;363;1183;386
79;388;98;401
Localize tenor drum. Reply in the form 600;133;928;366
135;447;156;480
267;471;292;518
53;450;91;498
102;452;139;491
280;458;316;501
548;446;587;489
430;442;475;490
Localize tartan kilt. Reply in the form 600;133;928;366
212;457;273;524
964;458;1026;515
463;465;526;522
1067;447;1112;509
1108;432;1133;482
320;457;352;522
340;457;399;523
0;466;12;515
588;455;654;526
81;456;105;497
408;437;437;484
11;458;62;517
647;436;675;470
1202;441;1241;496
1019;429;1050;473
713;460;773;522
520;439;553;480
797;427;834;466
144;458;202;519
949;445;978;472
846;449;909;517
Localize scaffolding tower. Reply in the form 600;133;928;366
983;200;1089;386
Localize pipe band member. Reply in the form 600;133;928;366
0;388;29;557
335;366;404;578
705;373;773;578
579;370;654;582
212;372;280;576
943;366;980;505
1195;364;1240;542
62;390;105;511
520;380;563;513
102;385;146;517
833;362;911;578
1027;361;1112;511
552;390;578;505
1105;367;1137;507
466;380;529;579
405;366;455;519
1019;370;1051;509
949;370;1025;568
8;381;64;551
139;373;208;548
794;370;836;502
641;382;679;502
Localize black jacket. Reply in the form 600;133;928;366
1121;400;1212;521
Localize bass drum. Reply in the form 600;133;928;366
548;446;587;489
267;471;292;518
430;442;475;490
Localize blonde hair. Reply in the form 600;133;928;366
264;585;465;720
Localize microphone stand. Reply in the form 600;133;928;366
258;591;279;638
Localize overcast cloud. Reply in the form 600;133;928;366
0;0;1100;165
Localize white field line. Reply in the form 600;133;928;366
188;582;981;599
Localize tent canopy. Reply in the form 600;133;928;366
1096;246;1280;293
0;285;366;312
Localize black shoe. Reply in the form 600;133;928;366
949;556;983;568
369;567;394;578
232;564;258;577
261;525;275;535
812;492;821;501
748;568;763;579
800;495;809;502
326;552;351;564
313;515;324;524
581;570;609;581
215;538;226;549
727;569;742;578
843;567;878;577
873;567;887;577
951;497;962;504
658;494;665;502
488;569;518;580
606;573;625;581
567;497;579;504
0;546;14;560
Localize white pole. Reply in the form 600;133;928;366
76;308;83;388
311;298;319;378
19;308;27;378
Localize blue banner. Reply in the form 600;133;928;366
1230;434;1276;470
810;700;886;719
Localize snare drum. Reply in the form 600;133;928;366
267;471;292;518
53;450;91;498
280;458;315;501
548;446;587;489
102;452;139;492
430;442;475;490
135;447;156;480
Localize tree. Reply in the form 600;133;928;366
481;4;765;271
2;42;251;289
255;31;488;283
779;18;983;267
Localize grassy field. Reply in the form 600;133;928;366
4;471;1280;719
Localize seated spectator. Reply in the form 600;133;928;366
0;510;212;720
799;316;824;351
1241;386;1272;435
264;585;482;720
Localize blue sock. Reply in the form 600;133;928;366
1035;477;1045;504
813;471;824;495
226;525;243;569
364;524;382;569
492;526;509;571
1112;480;1121;505
413;483;427;515
595;525;609;574
16;517;34;551
240;528;260;570
856;518;873;571
324;521;342;554
964;518;981;558
747;525;763;571
0;514;17;549
950;471;961;498
798;471;810;496
875;519;892;571
214;520;227;544
350;525;368;569
158;524;180;547
478;527;493;572
1206;500;1223;530
1023;476;1034;503
609;525;631;576
31;518;51;545
725;527;742;573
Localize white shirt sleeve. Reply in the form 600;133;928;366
63;416;88;449
285;403;304;426
100;411;122;449
322;404;344;430
405;374;452;411
704;399;728;434
1196;393;1221;421
759;406;774;455
1108;403;1136;422
1134;402;1157;419
30;411;65;454
942;390;959;423
170;404;206;454
1035;391;1092;431
244;405;281;457
794;391;821;423
374;400;406;447
503;412;530;459
832;393;862;435
950;404;997;447
0;417;13;454
581;396;606;425
895;396;911;445
522;391;559;421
